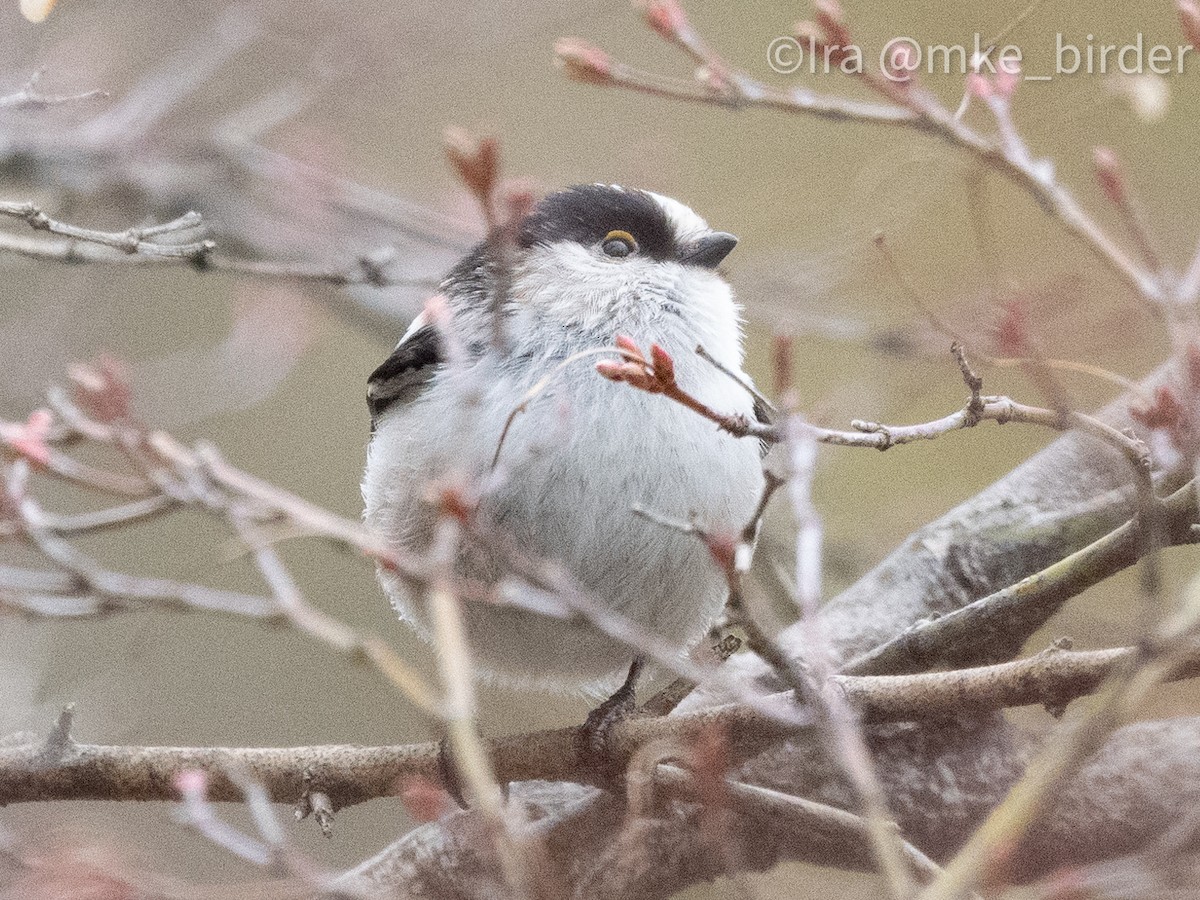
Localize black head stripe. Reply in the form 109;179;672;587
517;185;677;260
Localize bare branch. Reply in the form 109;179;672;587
562;3;1167;306
0;205;438;289
844;481;1199;676
0;72;108;111
652;765;943;884
0;203;212;258
555;37;917;124
8;643;1199;810
601;343;1153;500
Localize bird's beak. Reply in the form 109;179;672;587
680;232;738;269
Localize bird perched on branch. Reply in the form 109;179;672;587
362;184;764;698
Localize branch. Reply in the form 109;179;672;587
0;203;438;289
8;642;1200;808
602;341;1152;488
0;72;108;111
342;717;1200;898
844;480;1199;676
919;600;1200;900
3;371;790;726
652;764;943;883
560;2;1167;306
1;377;444;715
554;37;917;125
0;203;212;258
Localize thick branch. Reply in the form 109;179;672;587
341;717;1200;898
844;480;1199;676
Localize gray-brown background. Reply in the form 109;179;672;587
2;0;1197;895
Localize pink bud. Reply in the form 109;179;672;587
793;20;822;46
423;293;451;328
555;38;615;86
595;360;627;381
174;769;208;798
1130;385;1183;431
1180;0;1200;52
2;409;53;467
994;60;1020;99
966;72;992;100
614;334;643;357
503;188;535;229
639;0;689;42
812;0;850;48
995;300;1029;357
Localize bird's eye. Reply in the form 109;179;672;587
601;230;638;258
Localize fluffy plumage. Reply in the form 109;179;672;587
362;185;764;691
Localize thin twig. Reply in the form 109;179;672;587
0;206;437;288
0;72;108;111
653;765;944;884
565;6;1166;307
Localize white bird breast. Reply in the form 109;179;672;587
362;254;764;692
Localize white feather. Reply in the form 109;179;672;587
362;191;764;691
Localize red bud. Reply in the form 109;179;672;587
1092;146;1126;207
1186;341;1200;389
812;0;850;48
69;355;132;424
995;300;1029;357
436;485;476;522
1130;384;1183;430
649;343;676;386
772;334;794;398
703;531;737;572
444;127;499;209
399;776;452;823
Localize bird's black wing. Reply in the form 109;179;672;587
367;321;443;429
366;244;496;431
753;396;773;459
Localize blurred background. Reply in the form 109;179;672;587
1;0;1198;895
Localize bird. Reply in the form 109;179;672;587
362;184;765;698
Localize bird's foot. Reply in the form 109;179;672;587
578;658;643;784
